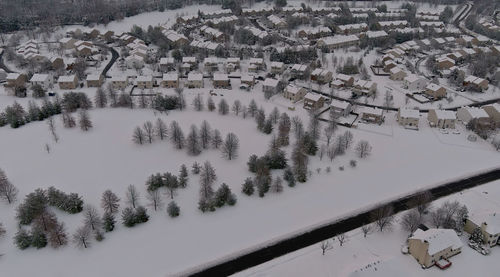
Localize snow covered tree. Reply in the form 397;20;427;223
125;184;140;208
48;221;68;248
241;177;255;196
191;162;201;174
221;132;239;160
232;100;242;116
179;164;189;188
255;108;266;130
199;120;212;149
400;209;421;234
255;159;271;197
470;226;484;244
0;168;18;204
277;113;291;146
30;227;48;249
143;121;154;144
269;107;280;124
14;228;32;249
355;140;372;158
16;188;48;225
146;189;164;211
132;126;145;145
371;206;395;232
361;223;373;238
307;113;320;141
292;116;304;141
218;99;229;115
192;93;204;111
248;99;258;117
324;126;335;146
0;223;5;238
167;201;180;218
72;226;91;249
283;167;296;187
262;117;273;134
94;87;107;108
271;176;284;193
292;143;308;183
33;209;57;232
102;212;115;232
337;233;348;246
247;154;258;173
207;96;216;112
163;172;179;199
47;117;59;143
213;183;237;208
78;109;92;131
170;121;185;149
101;190;120;214
83;205;102;231
186;125;202;156
199;161;217;212
320;240;333;255
212;129;223;149
62;111;76;128
155;118;168;140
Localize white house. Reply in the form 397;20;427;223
187;72;204;88
397;108;420;130
29;74;53;89
262;78;280;94
427;109;456;129
329;99;352;118
403;74;427;91
456;107;490;124
408;228;462;268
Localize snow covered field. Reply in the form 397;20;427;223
0;82;498;277
235;180;500;277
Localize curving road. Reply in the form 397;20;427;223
0;49;14;73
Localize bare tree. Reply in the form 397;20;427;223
320;239;333;255
400;209;422;234
212;129;223;149
410;191;433;216
62;111;76;128
199;161;217;200
78;110;92;131
141;121;154;144
132;126;146;144
83;205;102;231
0;223;5;238
0;169;18;204
94;87;107;108
47;117;59;143
371;206;395;232
199;120;212;149
192;93;204;111
337;233;348;246
170;121;185;149
146;189;164;211
232;100;242;116
126;184;140;208
73;226;91;249
186;125;202;155
221;132;239;160
49;221;68;248
355;140;372;158
218;99;229;115
155;118;168;140
430;208;445;228
361;223;373;238
101;190;120;214
324;127;334;146
33;210;57;232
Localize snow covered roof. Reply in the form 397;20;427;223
319;35;359;46
469;211;500;235
330;99;350;109
399;108;419;118
285;84;303;95
460;107;489;119
226;57;240;64
419;21;445;28
163;73;178;81
58;75;76;82
240;75;254;82
336;73;353;82
337;23;367;32
411;228;462;255
182;57;197;63
361;107;383;116
160;57;175;65
30;74;49;82
366;30;388;39
111;76;128;82
86;74;102;81
426;83;444;92
268;15;286;26
291;64;308;72
270;61;284;68
213;73;229;81
249;58;264;65
390;67;405;75
6;73;22;80
404;74;424;83
136;75;153;82
378;20;408;27
187;72;203;81
204;57;218;64
432;109;456;120
263;78;279;88
349;7;377;13
304;92;322;102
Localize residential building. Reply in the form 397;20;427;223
464;211;500;247
270;62;285;74
86;74;105;87
436;56;455;70
29;74;52;89
335;23;368;35
262;78;280;95
403;74;427;91
58;75;78;90
5;73;27;88
310;69;333;84
187;72;204;88
159;58;175;72
397;108;420;130
317;35;360;51
329;99;352;118
283;84;307;102
427;109;456;129
464;75;489;92
424;84;447;99
111;76;129;90
456;107;490;125
136;75;154;89
408;228;462;268
360;107;384;124
162;72;179;88
240;75;255;87
389;67;407;81
249;58;265;72
352;80;377;96
482;103;500;128
336;74;354;87
290;64;309;79
213;73;230;89
303;93;325;110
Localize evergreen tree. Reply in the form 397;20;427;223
207;96;216;112
470;227;484;244
255;108;266;130
186;125;202;156
247;154;258;173
292;143;308;183
167;201;180;217
14;228;32;250
262;117;273;134
213;183;236;208
192;162;201;174
277;113;291;146
122;207;136;227
30;227;48;249
102;212;115;232
218;99;229;115
212;129;223;149
271;176;284;193
242;177;255;196
134;206;149;223
283;167;296;187
248;99;258;117
179;164;189;188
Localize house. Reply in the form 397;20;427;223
310;69;333;84
403;74;427;91
248;58;265;72
102;31;115;42
377;20;408;30
424;84;447;99
360;107;384;124
457;35;478;46
0;69;6;82
5;73;27;88
447;52;463;63
267;15;287;29
270;62;285;74
297;27;332;40
317;35;360;51
87;29;100;39
336;74;354;87
182;57;198;70
159;57;175;72
58;75;78;90
283;84;307;102
204;57;219;72
329;99;352;118
436;57;455;70
397;108;420;130
303;93;325;110
464;211;500;247
200;26;225;42
187;72;204;88
50;57;65;71
59;37;77;49
335;23;368;35
262;78;280;95
352;80;377;96
389;67;407;81
240;75;255;87
29;74;52;89
456;107;490;125
383;60;397;72
290;64;309;79
427;109;456;129
86;74;105;87
213;73;230;89
482;103;500;128
136;75;154;89
111;76;129;90
464;75;489;92
408;228;462;268
125;55;145;69
162;72;179;88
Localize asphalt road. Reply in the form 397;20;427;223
0;49;14;73
101;46;119;77
182;167;500;277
